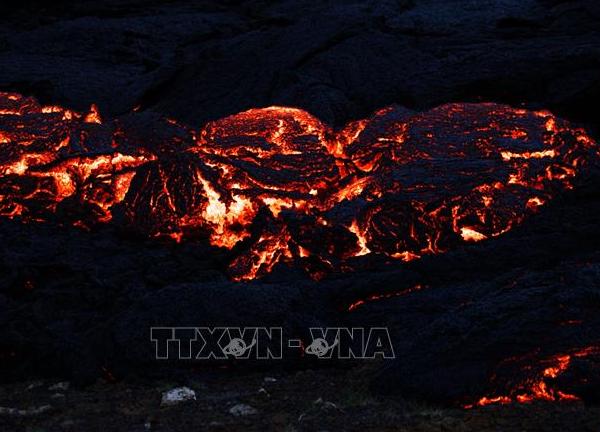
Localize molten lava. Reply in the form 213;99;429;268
0;93;598;280
464;346;600;408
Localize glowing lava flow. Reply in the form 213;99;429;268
0;93;598;279
347;284;425;311
464;346;600;408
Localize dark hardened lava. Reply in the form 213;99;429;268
0;92;600;408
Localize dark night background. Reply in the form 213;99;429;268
1;1;600;431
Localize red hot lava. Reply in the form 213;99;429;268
0;93;597;280
464;346;600;408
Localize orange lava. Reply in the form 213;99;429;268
464;346;600;408
0;93;598;280
347;284;425;311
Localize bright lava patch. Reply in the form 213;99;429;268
0;93;597;280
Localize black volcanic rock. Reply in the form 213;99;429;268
0;0;598;130
1;171;600;405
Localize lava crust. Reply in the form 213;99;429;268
0;93;597;280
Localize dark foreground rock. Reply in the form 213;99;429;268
2;370;600;432
1;170;600;406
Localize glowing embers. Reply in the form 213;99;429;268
464;346;600;408
0;93;598;280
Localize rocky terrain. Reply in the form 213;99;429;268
1;1;600;430
2;369;600;431
0;0;599;131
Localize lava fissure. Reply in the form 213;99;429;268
0;93;597;280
